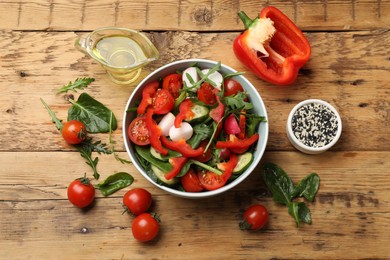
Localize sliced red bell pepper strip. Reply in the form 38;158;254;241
165;156;189;180
160;136;204;158
209;92;225;123
145;108;168;155
174;99;195;127
137;81;159;115
233;6;311;85
237;111;246;139
216;133;259;150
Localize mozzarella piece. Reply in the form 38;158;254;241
158;112;175;136
201;69;223;90
169;122;193;141
182;67;199;92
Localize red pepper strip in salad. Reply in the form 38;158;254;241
137;81;159;115
209;93;225;123
160;136;204;158
145;108;168;155
237;111;246;139
233;6;311;85
216;133;259;150
174;99;195;127
165;156;189;180
199;153;238;191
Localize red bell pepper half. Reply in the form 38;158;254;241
233;6;311;85
137;81;159;115
160;136;204;158
145;108;168;155
165;156;189;180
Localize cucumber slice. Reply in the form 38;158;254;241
187;104;209;123
150;146;182;161
151;164;179;186
233;152;253;175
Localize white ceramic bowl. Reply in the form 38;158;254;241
286;99;342;154
123;59;268;199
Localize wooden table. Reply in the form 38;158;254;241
1;1;389;259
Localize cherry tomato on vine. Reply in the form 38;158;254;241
239;204;269;230
67;176;95;208
162;73;183;99
152;89;174;115
181;169;204;192
223;78;244;97
128;116;150;146
132;213;160;242
62;120;87;144
123;188;152;215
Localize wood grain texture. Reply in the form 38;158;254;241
0;30;389;151
1;151;390;259
1;0;389;31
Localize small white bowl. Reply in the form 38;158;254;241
286;99;342;154
123;59;269;199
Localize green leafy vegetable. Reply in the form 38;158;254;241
108;112;131;164
40;98;63;130
95;172;134;196
135;146;172;173
188;124;213;149
68;93;117;133
262;162;320;227
57;78;95;94
224;92;253;110
246;115;267;137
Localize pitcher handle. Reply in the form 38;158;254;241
74;36;88;54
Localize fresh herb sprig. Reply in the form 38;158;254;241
40;98;63;130
262;162;320;227
108;112;131;164
57;77;95;94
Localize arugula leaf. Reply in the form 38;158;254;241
292;173;320;202
224;92;253;110
95;172;134;196
40;98;63;130
76;145;100;180
246;115;267;137
187;124;213;149
57;78;95;94
108;112;131;164
68;93;117;133
262;162;295;205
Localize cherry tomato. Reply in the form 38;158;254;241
123;188;152;216
224;78;244;96
152;89;175;115
67;177;95;208
128;116;150;146
192;141;212;162
181;169;204;192
239;204;269;230
197;82;217;105
61;120;86;144
162;73;183;99
132;213;160;242
197;170;226;191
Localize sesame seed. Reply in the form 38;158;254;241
291;103;338;148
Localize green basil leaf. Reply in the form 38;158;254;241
68;93;117;133
262;162;295;205
292;173;320;202
288;202;312;227
95;172;134;196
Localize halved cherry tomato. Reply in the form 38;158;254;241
192;141;212;162
197;82;217;105
137;81;159;115
128;116;150;146
152;89;174;115
224;78;244;96
181;168;204;192
62;120;87;144
162;73;183;99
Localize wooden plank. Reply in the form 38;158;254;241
1;151;389;258
0;30;389;151
1;0;389;31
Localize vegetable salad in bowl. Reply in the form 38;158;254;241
123;59;268;199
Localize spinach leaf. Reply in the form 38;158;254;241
246;115;267;137
188;123;213;148
68;93;117;133
95;172;134;196
262;162;295;205
135;146;172;173
288;202;312;227
292;173;320;202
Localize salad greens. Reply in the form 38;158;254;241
262;162;320;227
57;77;95;94
95;172;134;196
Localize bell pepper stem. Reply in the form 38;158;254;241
238;11;255;30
